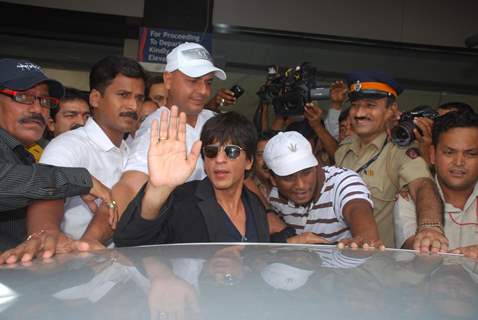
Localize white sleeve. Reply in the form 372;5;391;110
393;195;417;248
325;109;340;140
123;107;169;174
39;135;83;168
334;170;373;220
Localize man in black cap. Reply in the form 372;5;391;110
334;71;447;251
0;58;113;252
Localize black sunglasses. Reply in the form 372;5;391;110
202;144;243;160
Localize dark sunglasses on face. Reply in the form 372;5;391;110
0;88;60;109
202;144;243;160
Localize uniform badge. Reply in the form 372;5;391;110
354;80;362;92
406;147;420;159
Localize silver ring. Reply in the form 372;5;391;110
220;98;225;107
159;137;168;141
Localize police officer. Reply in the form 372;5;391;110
334;71;447;251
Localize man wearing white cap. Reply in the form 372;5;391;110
264;131;383;248
100;42;227;236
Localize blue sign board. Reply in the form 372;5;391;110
138;27;212;64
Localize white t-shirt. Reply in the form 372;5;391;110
325;108;341;140
40;118;129;240
269;166;373;243
124;106;215;182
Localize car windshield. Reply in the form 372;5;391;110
1;243;477;319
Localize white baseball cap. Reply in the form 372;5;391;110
165;42;226;80
263;131;318;176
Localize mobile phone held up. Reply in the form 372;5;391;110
230;85;245;99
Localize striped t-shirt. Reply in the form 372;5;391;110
269;166;373;243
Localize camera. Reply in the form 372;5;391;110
256;63;329;116
391;106;439;147
230;85;245;98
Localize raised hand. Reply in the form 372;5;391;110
413;117;434;165
304;102;324;130
215;88;236;107
330;80;348;106
148;106;202;190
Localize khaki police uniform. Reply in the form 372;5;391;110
395;179;478;249
335;132;432;247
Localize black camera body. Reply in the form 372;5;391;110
257;63;329;116
391;107;439;147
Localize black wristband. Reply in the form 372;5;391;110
270;226;297;243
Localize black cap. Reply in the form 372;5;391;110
0;59;64;99
346;71;403;101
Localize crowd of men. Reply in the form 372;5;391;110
0;41;477;265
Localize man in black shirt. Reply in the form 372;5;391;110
114;108;270;245
0;58;113;252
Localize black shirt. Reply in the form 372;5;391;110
222;192;259;242
0;128;92;250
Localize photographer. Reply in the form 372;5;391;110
392;103;475;167
390;105;437;166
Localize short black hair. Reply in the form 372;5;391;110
257;131;276;143
385;95;396;107
437;101;474;114
200;111;257;162
432;111;478;145
338;107;350;123
89;56;146;94
49;87;90;119
284;119;317;141
145;74;164;97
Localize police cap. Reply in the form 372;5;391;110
346;71;403;101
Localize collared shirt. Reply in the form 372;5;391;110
394;179;478;249
40;118;129;240
124;107;215;181
269;166;373;243
335;132;432;247
0;128;91;250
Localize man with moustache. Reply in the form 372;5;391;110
0;58;113;252
335;71;447;250
46;87;91;138
0;56;146;263
395;111;478;258
105;42;226;232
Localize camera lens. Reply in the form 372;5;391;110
391;121;416;147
